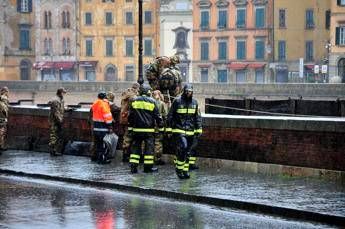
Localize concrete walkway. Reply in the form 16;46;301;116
0;150;344;226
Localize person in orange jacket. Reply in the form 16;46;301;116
91;92;113;163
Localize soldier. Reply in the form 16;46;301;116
152;90;167;165
120;83;140;162
0;86;9;155
48;87;67;156
128;84;163;173
145;56;171;91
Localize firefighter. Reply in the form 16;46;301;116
0;86;9;155
120;83;140;162
167;84;202;179
91;92;113;164
48;87;68;156
128;84;163;173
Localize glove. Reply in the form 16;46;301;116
108;128;114;134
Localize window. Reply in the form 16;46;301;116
20;60;30;80
325;10;330;30
85;12;92;25
278;40;286;61
255;40;265;60
337;0;345;6
218;10;227;29
17;0;32;13
255;7;265;28
62;11;70;28
218;41;227;60
62;37;70;55
200;11;209;29
86;38;93;56
105;39;113;56
255;69;264;83
236;40;246;60
144;11;152;24
200;68;208;82
44;38;49;54
305;9;314;29
200;41;209;60
305;41;313;61
125;12;133;24
44;11;52;29
279;9;286;28
236;70;246;83
19;25;30;50
335;27;345;45
236;8;246;28
125;38;133;56
44;38;53;55
85;67;96;81
144;39;152;56
105;12;113;25
102;0;115;2
217;70;228;83
105;66;117;81
125;65;135;81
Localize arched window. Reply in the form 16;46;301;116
44;11;48;29
62;11;66;28
105;65;117;81
48;11;52;28
20;60;31;80
338;58;345;83
66;11;70;28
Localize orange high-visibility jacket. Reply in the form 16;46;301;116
91;99;113;132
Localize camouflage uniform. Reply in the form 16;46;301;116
48;95;65;156
120;84;139;162
145;56;171;91
152;90;167;164
0;87;9;153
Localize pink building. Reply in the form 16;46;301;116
192;0;273;83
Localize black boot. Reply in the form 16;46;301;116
143;165;158;173
183;171;190;179
176;169;185;179
130;164;138;174
122;149;129;162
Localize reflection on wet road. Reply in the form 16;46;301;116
0;175;335;229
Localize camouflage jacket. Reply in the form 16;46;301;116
120;88;138;125
0;95;9;120
49;96;65;124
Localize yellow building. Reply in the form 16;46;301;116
78;0;159;82
329;0;345;83
0;0;35;81
272;0;330;83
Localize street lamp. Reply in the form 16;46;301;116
137;0;144;86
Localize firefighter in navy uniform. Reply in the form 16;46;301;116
167;84;202;179
128;84;163;173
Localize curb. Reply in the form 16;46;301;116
1;168;344;227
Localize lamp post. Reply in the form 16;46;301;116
137;0;144;86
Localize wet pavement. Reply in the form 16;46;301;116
0;150;344;220
0;175;336;229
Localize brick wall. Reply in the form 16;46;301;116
7;106;345;171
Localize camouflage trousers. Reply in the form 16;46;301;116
154;132;163;161
122;128;133;152
0;123;7;150
49;123;64;154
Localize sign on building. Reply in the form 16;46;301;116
321;65;328;74
299;58;304;78
314;65;320;74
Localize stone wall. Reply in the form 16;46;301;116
7;106;345;171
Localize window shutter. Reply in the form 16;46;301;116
17;0;21;12
337;0;341;6
28;0;32;12
336;27;340;45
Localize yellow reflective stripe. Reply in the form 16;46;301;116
144;160;154;164
130;159;139;164
128;127;133;130
175;160;184;166
189;160;195;165
189;157;196;161
132;128;155;133
176;165;184;170
165;127;172;132
172;129;195;136
158;128;164;131
132;101;155;111
144;155;154;159
130;154;141;159
176;108;196;114
194;129;203;134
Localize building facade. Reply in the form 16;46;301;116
33;0;77;81
329;0;345;83
78;0;159;82
272;0;330;83
192;0;273;84
0;0;35;81
160;0;193;82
